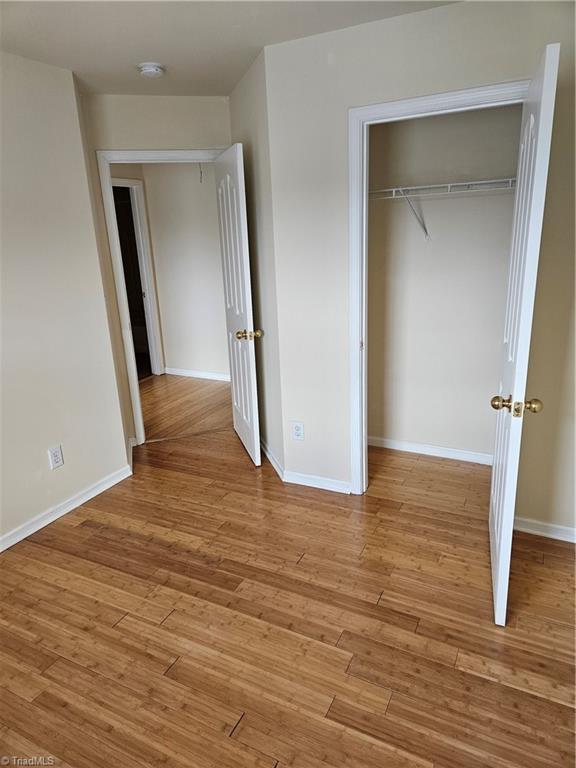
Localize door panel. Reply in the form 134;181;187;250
214;144;261;465
489;43;560;626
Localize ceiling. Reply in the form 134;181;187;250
0;1;452;95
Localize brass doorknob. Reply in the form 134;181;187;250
524;398;543;414
235;329;263;341
491;395;512;411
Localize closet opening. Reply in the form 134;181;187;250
366;105;522;491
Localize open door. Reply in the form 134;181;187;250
214;144;261;465
489;43;560;626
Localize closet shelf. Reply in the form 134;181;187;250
369;177;517;200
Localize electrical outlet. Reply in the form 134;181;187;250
291;421;305;441
48;444;64;470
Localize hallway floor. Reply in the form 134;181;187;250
140;373;232;440
0;381;574;767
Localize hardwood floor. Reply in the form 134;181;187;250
140;374;232;440
0;385;574;767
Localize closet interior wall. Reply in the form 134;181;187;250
367;105;522;460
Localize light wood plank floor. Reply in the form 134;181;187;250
140;374;232;440
0;381;574;767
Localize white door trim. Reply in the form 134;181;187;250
348;79;530;495
98;148;227;445
111;178;164;377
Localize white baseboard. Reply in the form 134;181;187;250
514;517;575;543
164;367;231;382
368;436;493;466
0;464;132;553
283;470;351;494
261;441;351;495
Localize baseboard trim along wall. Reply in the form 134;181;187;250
514;517;576;543
283;470;352;494
164;367;231;382
368;436;493;466
0;464;132;553
261;441;352;495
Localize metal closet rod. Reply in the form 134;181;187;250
369;177;517;200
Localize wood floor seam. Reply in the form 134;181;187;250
227;711;245;738
110;611;129;628
145;424;233;444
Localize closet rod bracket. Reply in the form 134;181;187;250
399;189;430;240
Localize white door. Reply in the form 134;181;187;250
214;144;262;465
489;43;560;626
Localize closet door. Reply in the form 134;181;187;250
489;43;559;626
214;144;262;466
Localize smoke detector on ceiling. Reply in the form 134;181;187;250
137;62;165;78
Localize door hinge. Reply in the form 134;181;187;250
360;340;364;351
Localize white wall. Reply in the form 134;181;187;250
368;107;520;456
82;95;231;150
1;53;127;540
369;106;522;189
262;1;574;527
230;51;284;466
142;163;229;376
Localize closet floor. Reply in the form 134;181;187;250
0;391;574;767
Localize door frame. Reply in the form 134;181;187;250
348;80;530;495
98;149;225;445
111;177;164;378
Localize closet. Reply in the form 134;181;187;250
367;105;522;465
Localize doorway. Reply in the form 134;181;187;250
99;147;262;464
366;105;521;467
112;184;153;380
110;164;231;444
348;81;531;494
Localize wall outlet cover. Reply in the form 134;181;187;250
291;421;305;441
48;444;64;470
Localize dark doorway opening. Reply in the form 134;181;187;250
113;186;152;380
